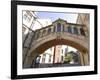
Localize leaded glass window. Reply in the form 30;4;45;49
80;28;85;36
73;27;78;35
57;23;61;32
67;26;72;33
48;28;51;34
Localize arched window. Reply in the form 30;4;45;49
73;27;78;35
42;29;46;36
57;23;61;32
48;28;51;34
67;26;72;33
80;28;85;36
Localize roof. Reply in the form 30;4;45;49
35;18;85;31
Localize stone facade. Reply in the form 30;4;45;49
23;18;89;68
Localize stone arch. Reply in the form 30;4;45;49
23;37;89;68
32;39;88;54
23;20;89;68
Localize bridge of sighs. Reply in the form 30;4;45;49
23;18;89;68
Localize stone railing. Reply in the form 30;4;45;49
29;24;89;55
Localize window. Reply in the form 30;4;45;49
80;28;85;36
27;16;31;22
57;23;61;32
42;54;46;63
73;27;78;35
42;29;46;36
48;28;51;34
23;14;27;20
65;48;68;53
26;11;32;22
67;26;72;33
23;13;31;22
49;55;52;62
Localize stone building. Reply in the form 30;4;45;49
22;11;63;67
22;12;89;68
76;13;90;66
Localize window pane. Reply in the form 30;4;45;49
67;26;72;33
80;28;85;36
73;27;78;35
48;28;51;34
23;14;27;20
42;29;46;36
57;23;61;32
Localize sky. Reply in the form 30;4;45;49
36;11;78;23
61;45;77;52
35;11;78;51
29;11;78;51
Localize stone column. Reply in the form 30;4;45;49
79;52;84;66
82;51;89;65
23;51;39;68
80;51;89;66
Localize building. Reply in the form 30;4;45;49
39;48;54;63
76;13;90;65
23;12;89;68
22;11;64;66
76;13;89;28
39;45;68;64
76;13;89;37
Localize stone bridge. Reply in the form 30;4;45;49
23;19;89;68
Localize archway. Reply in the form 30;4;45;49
23;38;89;68
33;45;82;68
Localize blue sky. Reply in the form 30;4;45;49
36;11;78;23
